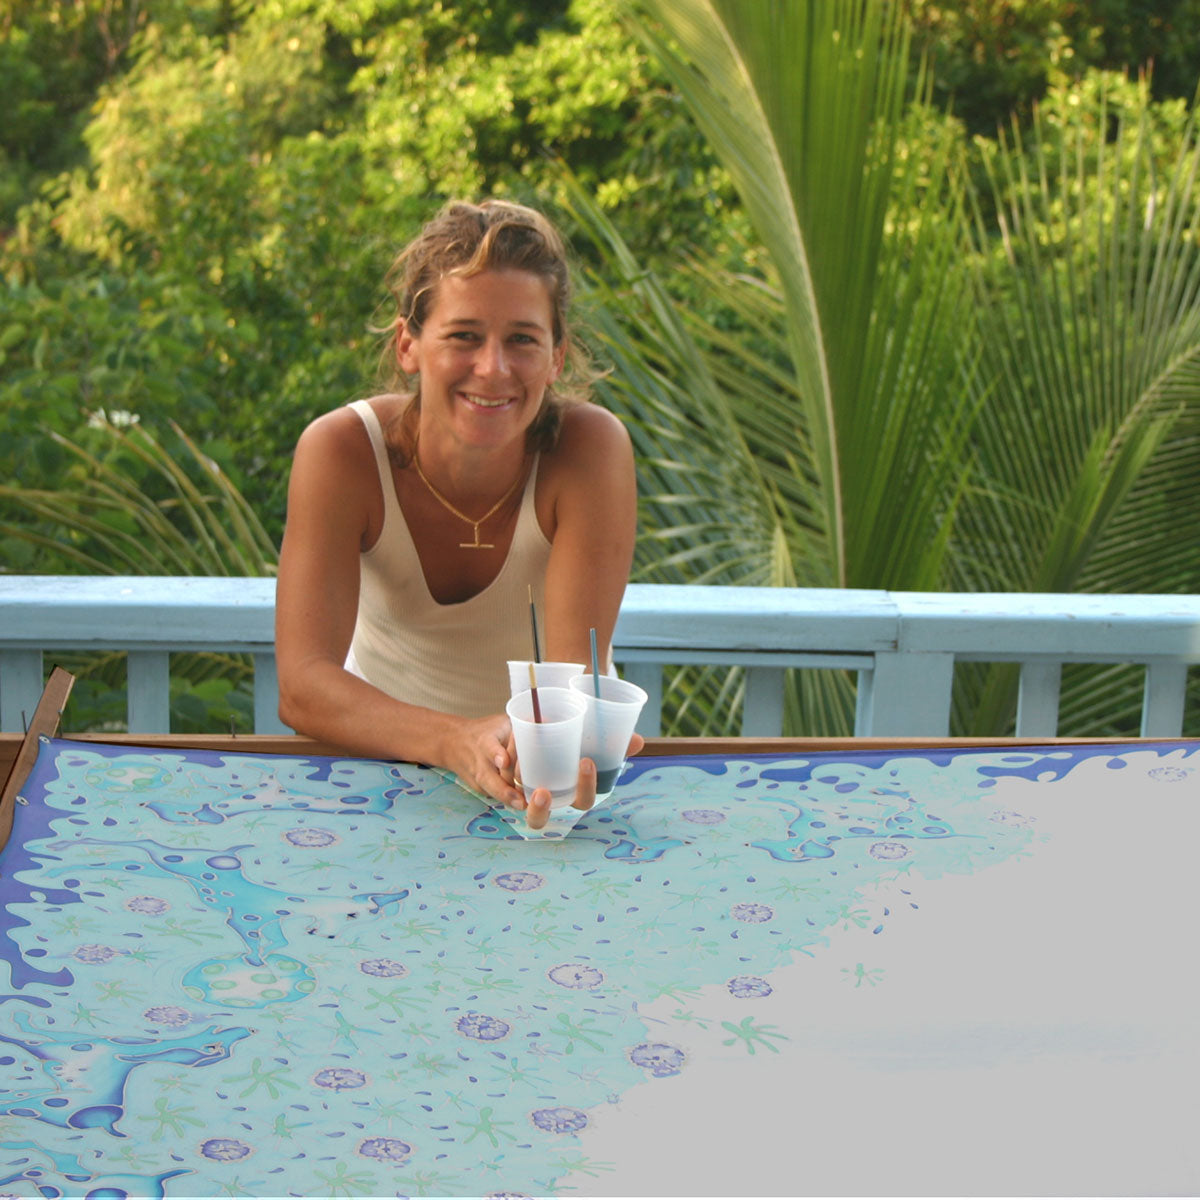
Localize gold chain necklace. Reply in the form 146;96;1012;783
411;446;525;550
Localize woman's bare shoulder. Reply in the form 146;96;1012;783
537;402;634;521
295;396;404;462
551;400;632;461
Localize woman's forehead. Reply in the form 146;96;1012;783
426;268;555;325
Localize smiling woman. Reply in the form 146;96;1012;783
274;200;638;829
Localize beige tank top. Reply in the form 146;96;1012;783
345;399;552;718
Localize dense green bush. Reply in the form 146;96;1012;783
3;0;1197;736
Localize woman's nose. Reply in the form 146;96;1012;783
474;336;511;377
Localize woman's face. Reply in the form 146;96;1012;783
398;268;564;454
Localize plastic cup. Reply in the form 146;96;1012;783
507;660;586;697
505;686;587;809
568;673;648;800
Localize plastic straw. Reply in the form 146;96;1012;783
527;661;542;723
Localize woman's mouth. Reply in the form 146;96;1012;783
461;392;513;409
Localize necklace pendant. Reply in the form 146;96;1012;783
411;446;521;551
460;525;494;550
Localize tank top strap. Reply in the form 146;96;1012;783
348;398;543;550
347;399;401;524
519;451;541;514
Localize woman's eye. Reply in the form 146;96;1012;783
442;329;540;347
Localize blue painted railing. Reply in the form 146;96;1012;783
1;576;1197;738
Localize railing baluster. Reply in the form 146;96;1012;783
1016;662;1062;737
858;651;954;736
1141;662;1188;737
619;662;662;737
252;652;289;735
0;649;44;732
126;651;171;734
742;666;785;736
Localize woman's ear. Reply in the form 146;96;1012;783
548;340;565;384
395;319;420;376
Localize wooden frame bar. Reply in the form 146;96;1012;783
3;730;1182;822
0;667;73;848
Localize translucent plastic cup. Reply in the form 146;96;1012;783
507;660;586;697
568;673;648;800
505;686;587;809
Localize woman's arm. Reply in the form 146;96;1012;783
274;409;524;806
536;404;642;813
540;403;638;668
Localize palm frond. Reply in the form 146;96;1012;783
960;83;1200;598
0;419;279;577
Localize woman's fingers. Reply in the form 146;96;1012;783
525;787;551;829
471;755;522;810
571;757;597;812
525;758;596;829
467;721;523;809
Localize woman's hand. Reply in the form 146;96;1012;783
450;717;644;832
445;714;526;810
521;732;645;831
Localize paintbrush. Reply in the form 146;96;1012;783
589;627;601;697
528;584;541;663
527;661;543;723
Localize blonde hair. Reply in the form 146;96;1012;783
381;199;593;462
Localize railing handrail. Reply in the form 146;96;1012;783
2;576;1197;738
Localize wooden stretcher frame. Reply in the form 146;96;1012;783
3;673;1190;852
0;666;73;848
4;732;1174;831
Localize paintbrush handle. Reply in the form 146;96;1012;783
527;661;542;723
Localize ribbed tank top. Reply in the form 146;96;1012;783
345;399;552;718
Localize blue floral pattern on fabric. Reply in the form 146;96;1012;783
0;736;1192;1195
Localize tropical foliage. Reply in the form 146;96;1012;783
0;417;277;732
3;0;1199;736
904;0;1200;135
572;1;1200;735
2;0;729;538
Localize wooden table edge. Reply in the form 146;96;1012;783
3;729;1191;797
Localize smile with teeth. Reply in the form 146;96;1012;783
461;392;514;408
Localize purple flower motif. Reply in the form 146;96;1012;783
730;902;774;924
629;1042;686;1077
199;1137;253;1162
360;957;409;979
681;809;726;825
313;1067;368;1091
547;963;605;990
493;871;545;892
868;841;910;861
727;975;773;999
989;810;1032;828
144;1005;192;1027
125;895;169;915
530;1106;588;1134
73;944;120;964
455;1012;511;1042
358;1136;413;1163
1148;766;1189;783
283;826;339;847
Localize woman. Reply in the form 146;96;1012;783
275;199;638;829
